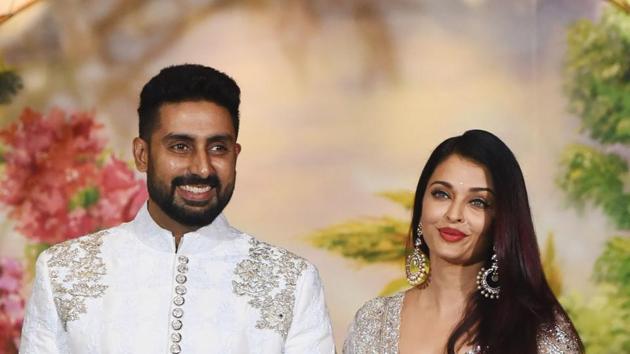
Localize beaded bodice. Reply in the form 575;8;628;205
343;292;581;354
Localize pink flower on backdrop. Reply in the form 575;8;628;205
0;258;25;354
0;108;104;204
96;157;148;227
0;107;146;244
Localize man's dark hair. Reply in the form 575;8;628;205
137;64;240;141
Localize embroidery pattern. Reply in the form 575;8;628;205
343;293;579;354
47;230;109;330
232;238;307;338
537;319;581;354
343;293;403;354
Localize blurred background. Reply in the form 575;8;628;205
1;0;629;352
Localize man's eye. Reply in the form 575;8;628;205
209;145;227;152
171;143;190;152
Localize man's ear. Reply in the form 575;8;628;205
133;137;149;172
235;143;242;156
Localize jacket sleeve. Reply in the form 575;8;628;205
19;251;63;354
284;263;336;354
536;313;583;354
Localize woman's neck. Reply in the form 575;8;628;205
417;258;483;316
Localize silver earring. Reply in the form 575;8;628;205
477;250;500;299
406;223;430;286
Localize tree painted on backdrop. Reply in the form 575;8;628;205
308;191;411;295
559;2;630;353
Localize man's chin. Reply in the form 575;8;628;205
173;211;218;227
180;199;212;208
171;201;220;227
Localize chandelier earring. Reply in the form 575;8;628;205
476;248;500;299
405;223;430;287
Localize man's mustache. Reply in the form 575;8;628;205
171;174;220;189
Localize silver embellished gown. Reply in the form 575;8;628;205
343;292;581;354
20;205;335;354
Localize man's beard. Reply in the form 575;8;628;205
147;167;235;227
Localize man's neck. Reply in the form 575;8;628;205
146;200;196;246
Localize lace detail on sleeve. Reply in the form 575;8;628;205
46;231;109;330
537;314;581;354
343;293;404;354
232;238;307;339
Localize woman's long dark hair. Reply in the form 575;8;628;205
409;130;583;354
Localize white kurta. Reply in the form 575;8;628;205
20;206;335;353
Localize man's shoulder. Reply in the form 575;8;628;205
41;225;128;263
36;229;113;327
45;229;108;254
231;234;319;338
234;233;313;270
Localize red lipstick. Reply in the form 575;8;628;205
438;227;467;242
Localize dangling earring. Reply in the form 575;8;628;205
406;223;430;287
477;248;500;299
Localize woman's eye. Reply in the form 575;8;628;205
431;190;449;199
470;198;490;209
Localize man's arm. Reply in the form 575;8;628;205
19;252;62;354
284;263;335;354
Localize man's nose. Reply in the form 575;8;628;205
190;151;213;178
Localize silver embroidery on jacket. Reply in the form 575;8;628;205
343;293;403;354
232;238;307;338
344;292;580;354
47;230;109;330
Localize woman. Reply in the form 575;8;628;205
343;130;583;354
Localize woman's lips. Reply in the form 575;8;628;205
438;227;467;242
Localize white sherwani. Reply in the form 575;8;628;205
20;206;335;353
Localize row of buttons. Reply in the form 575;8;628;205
170;255;188;353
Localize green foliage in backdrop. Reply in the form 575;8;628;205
560;4;630;353
0;60;22;105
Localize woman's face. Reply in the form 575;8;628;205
420;154;495;266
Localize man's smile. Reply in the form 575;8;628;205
176;184;215;202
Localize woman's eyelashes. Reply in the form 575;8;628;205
430;188;492;209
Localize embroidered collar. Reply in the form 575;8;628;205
122;203;240;254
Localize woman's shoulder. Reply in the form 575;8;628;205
353;292;405;321
343;292;405;354
536;310;583;354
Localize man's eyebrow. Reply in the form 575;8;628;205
162;133;235;143
162;133;194;142
206;134;235;143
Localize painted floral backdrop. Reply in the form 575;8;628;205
1;0;629;352
0;104;147;352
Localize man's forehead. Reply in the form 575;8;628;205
153;101;236;135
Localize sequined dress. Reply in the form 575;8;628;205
20;205;335;354
343;293;581;354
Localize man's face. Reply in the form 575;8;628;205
134;100;241;228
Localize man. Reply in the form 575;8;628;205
20;64;335;353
